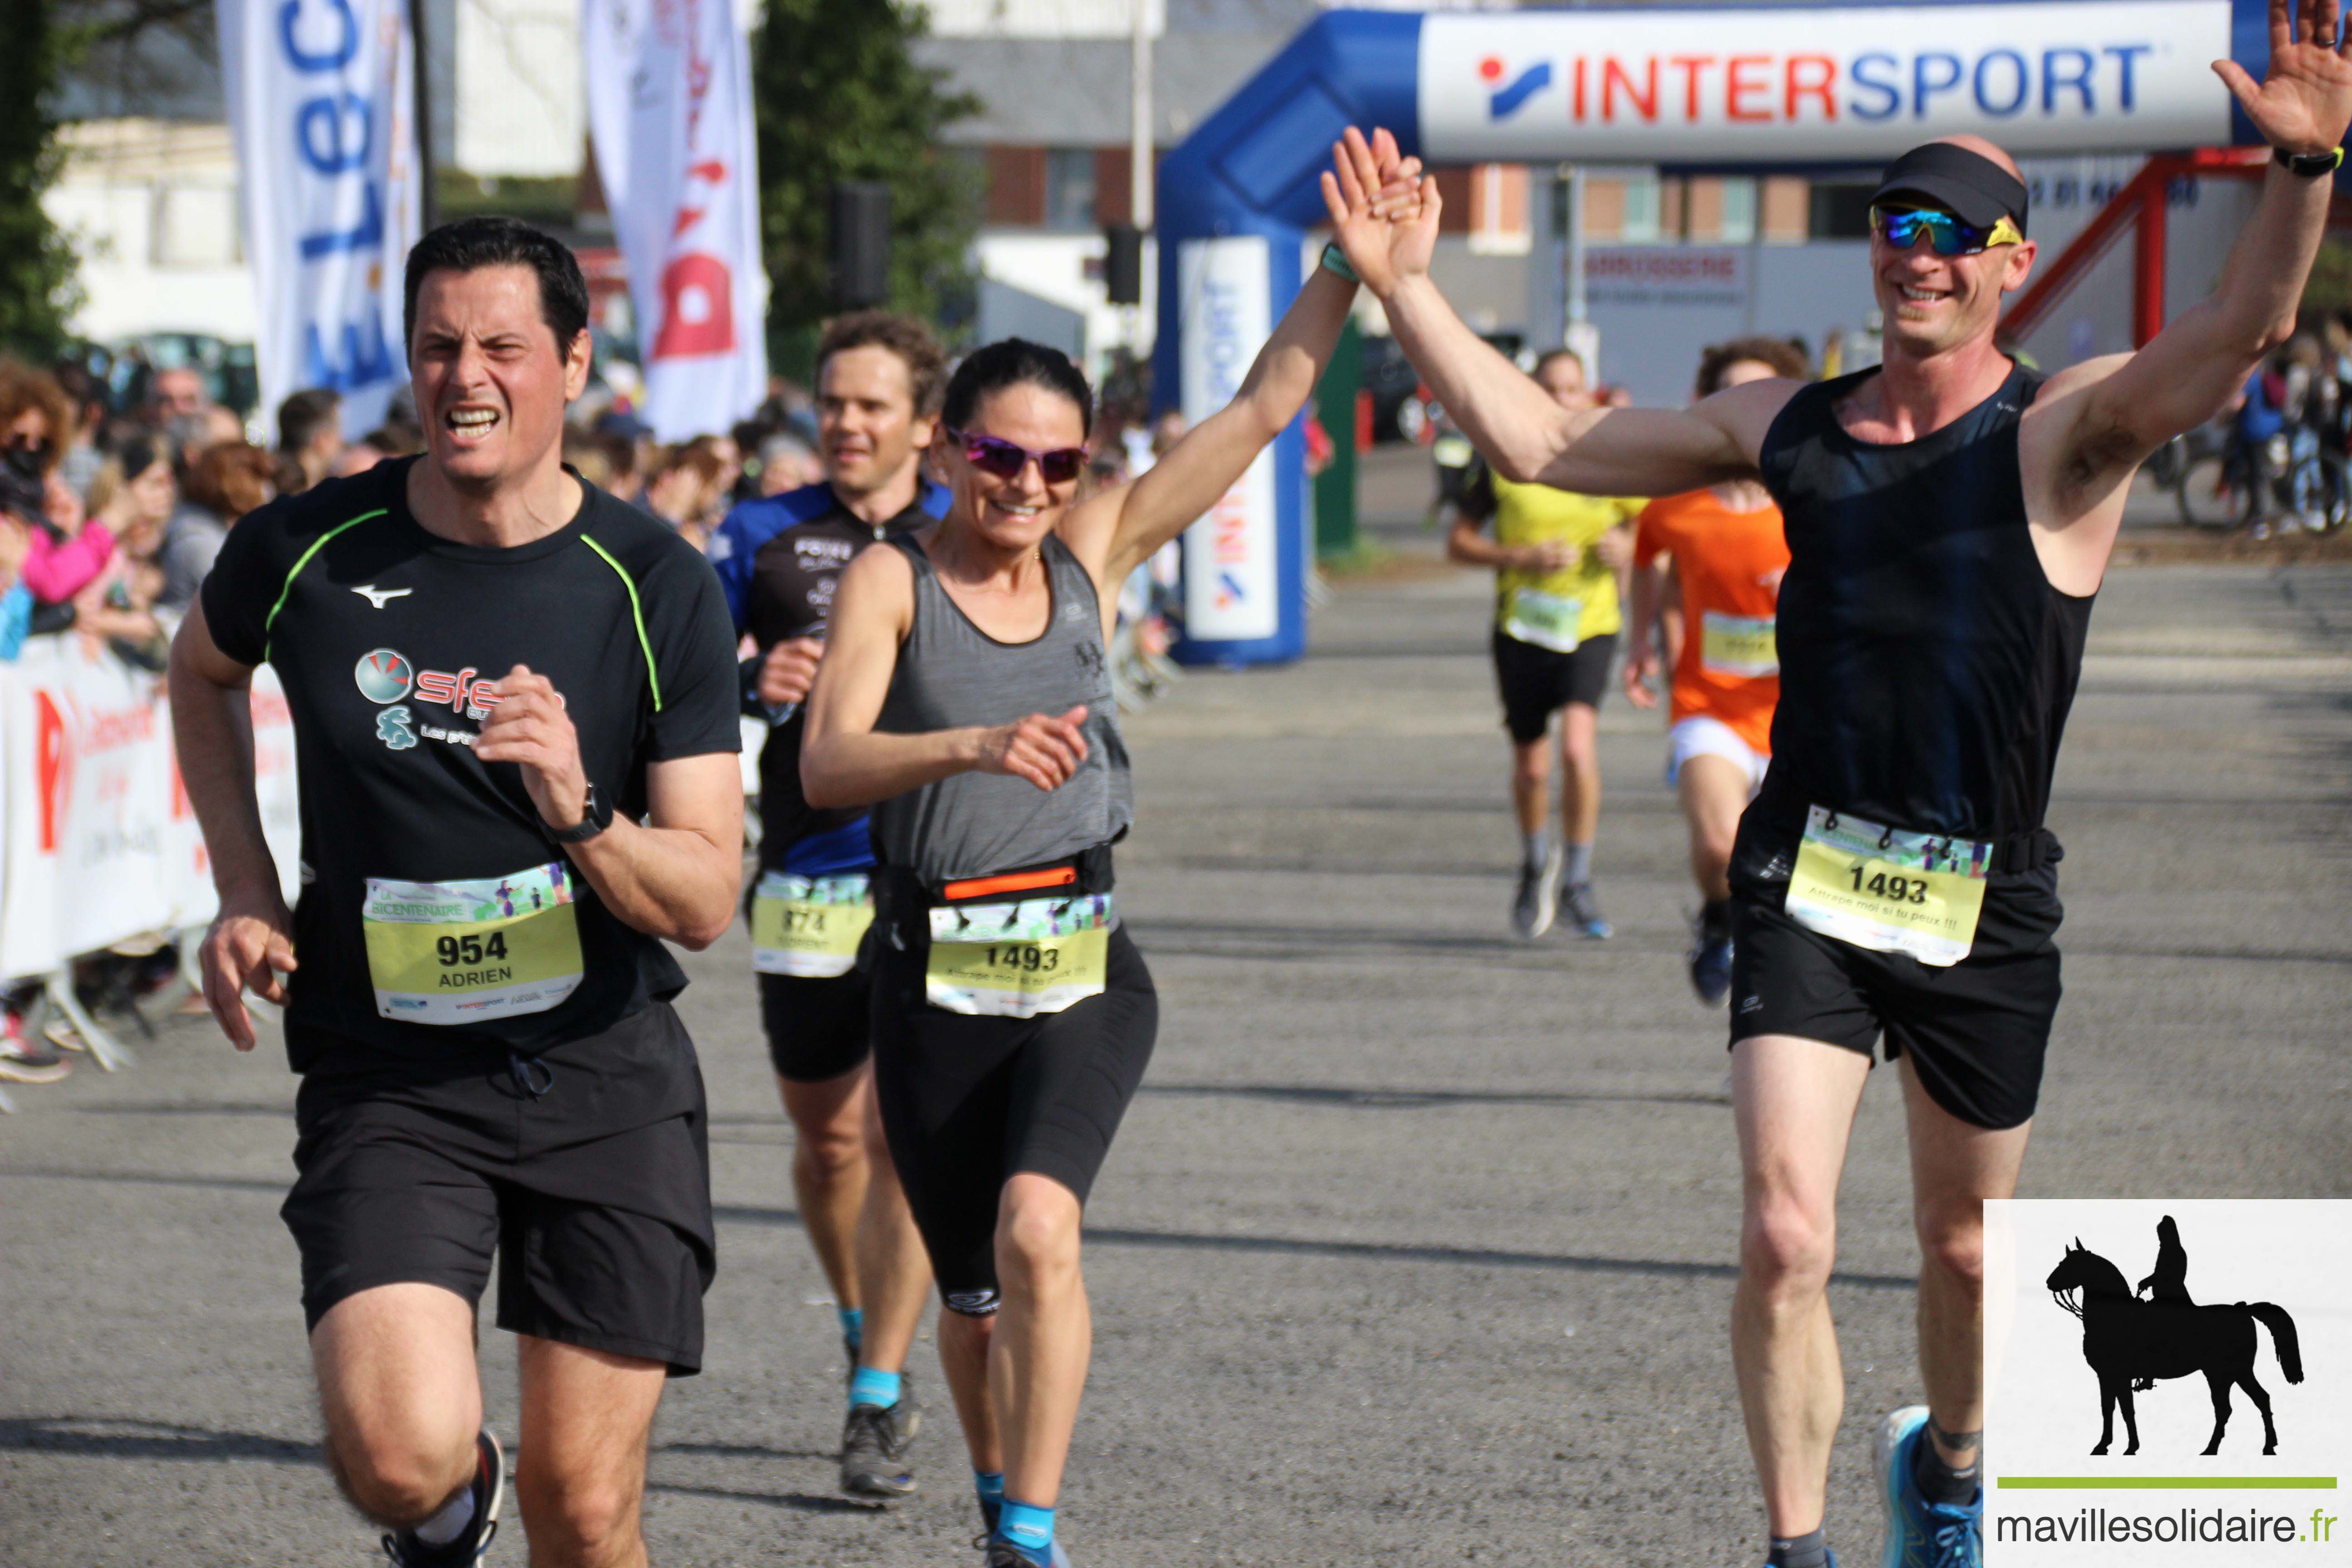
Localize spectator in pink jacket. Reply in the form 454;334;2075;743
0;358;115;605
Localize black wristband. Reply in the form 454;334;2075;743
546;784;612;844
2274;145;2343;177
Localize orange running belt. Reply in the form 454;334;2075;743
942;866;1078;901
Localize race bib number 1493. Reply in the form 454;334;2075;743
1783;806;1991;967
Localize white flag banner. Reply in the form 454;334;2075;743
216;0;423;437
584;0;768;443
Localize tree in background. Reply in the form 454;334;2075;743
0;0;81;357
749;0;980;377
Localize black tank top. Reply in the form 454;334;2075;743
1757;362;2093;841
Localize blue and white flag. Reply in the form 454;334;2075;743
217;0;424;436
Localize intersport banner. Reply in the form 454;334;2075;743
1419;2;2234;163
1178;236;1280;644
584;0;768;443
0;642;301;982
217;0;423;437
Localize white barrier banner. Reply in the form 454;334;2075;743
1178;235;1280;644
1420;2;2233;163
584;0;768;444
0;642;300;982
217;0;424;437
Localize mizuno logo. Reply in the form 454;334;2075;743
352;584;412;608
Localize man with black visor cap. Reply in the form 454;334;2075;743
1321;4;2352;1562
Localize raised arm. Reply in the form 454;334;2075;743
800;543;1091;808
1324;127;1787;497
2042;0;2352;502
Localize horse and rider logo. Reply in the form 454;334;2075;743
2046;1217;2304;1457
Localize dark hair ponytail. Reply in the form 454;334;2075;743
941;338;1094;436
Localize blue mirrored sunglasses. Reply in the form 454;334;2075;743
1870;204;2024;257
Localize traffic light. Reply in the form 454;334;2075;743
831;182;891;309
1103;222;1143;306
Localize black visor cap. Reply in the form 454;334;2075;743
1871;142;2029;238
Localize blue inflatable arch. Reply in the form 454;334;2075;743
1154;1;2273;665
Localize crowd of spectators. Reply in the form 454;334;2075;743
0;347;1191;1087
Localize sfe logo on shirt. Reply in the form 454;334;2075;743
353;648;529;752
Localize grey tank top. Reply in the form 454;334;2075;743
869;531;1132;884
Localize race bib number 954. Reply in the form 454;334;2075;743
363;862;583;1024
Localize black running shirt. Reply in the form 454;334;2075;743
201;457;740;1071
1757;363;2093;841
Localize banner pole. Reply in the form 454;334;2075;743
410;0;437;233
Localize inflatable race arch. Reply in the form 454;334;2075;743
1156;1;2278;665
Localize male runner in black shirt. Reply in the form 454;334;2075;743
710;310;947;1500
1325;8;2352;1565
170;216;742;1568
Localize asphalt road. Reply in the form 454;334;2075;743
4;471;2348;1566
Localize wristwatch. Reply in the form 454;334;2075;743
546;784;612;844
1319;240;1359;284
2274;145;2343;177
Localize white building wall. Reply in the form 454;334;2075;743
973;229;1156;371
454;0;584;178
45;120;258;342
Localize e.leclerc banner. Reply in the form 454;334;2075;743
584;0;768;444
216;0;423;437
1419;1;2234;163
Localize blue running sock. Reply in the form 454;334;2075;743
975;1470;1005;1513
837;1305;863;1351
1766;1526;1829;1568
848;1367;901;1410
998;1499;1055;1558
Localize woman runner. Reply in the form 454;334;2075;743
801;143;1421;1567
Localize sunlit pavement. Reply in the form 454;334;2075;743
4;447;2346;1565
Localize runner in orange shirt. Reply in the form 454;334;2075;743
1625;338;1811;1004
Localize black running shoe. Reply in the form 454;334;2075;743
839;1385;921;1499
1687;918;1734;1006
1510;860;1557;939
382;1430;503;1566
984;1540;1074;1568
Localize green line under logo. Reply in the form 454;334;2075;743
1999;1477;2337;1490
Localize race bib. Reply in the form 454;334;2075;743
926;892;1115;1018
1784;806;1991;967
1504;586;1582;653
1701;611;1778;678
363;862;583;1024
751;872;874;978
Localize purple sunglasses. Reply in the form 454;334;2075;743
946;427;1088;486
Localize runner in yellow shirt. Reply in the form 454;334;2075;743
1446;348;1644;939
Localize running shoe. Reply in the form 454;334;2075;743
1875;1406;1981;1568
1687;916;1734;1006
984;1539;1075;1568
1510;860;1557;940
1560;881;1612;940
382;1429;503;1566
0;1012;71;1084
1754;1556;1839;1568
839;1380;921;1498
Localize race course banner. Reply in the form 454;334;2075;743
0;642;301;982
583;0;768;443
216;0;424;436
1419;2;2233;163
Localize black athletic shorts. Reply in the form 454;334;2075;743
1492;628;1616;744
869;918;1157;1318
280;1003;716;1373
759;970;872;1083
1725;807;2065;1132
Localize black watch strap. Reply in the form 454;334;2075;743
546;784;612;844
2275;145;2344;177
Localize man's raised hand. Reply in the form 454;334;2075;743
475;664;590;830
2216;0;2352;154
1320;126;1440;298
